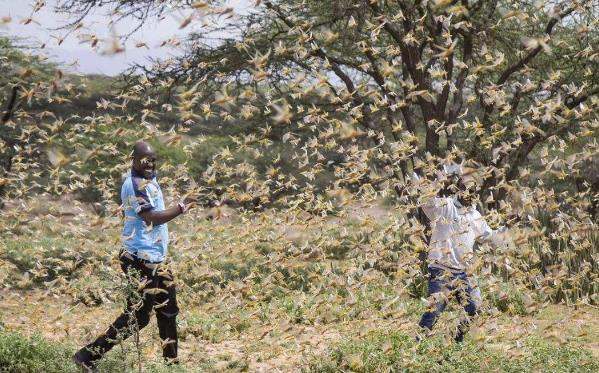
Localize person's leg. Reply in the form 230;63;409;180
153;266;179;361
74;256;154;366
418;267;450;333
454;273;480;342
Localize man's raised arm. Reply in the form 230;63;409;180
139;196;197;226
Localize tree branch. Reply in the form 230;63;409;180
1;85;20;125
503;85;598;182
367;1;439;154
447;29;473;124
496;6;575;86
264;1;378;129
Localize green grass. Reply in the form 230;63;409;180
180;312;230;343
306;330;599;372
0;329;190;373
1;237;84;285
0;235;116;297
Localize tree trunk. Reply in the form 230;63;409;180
0;85;20;207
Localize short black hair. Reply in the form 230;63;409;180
132;141;154;159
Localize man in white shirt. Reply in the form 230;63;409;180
415;164;505;342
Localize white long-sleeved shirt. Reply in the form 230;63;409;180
421;197;496;272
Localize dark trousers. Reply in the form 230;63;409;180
82;250;179;362
418;266;480;342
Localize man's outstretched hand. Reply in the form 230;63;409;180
182;177;201;211
182;194;199;210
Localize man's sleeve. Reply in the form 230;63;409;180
131;178;155;214
421;198;439;220
472;212;494;241
413;172;442;221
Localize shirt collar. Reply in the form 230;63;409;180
131;167;156;180
451;196;462;208
452;197;475;212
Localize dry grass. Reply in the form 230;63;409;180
0;200;597;371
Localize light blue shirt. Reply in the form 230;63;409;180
120;169;169;263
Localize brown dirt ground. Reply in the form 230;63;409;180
1;289;597;372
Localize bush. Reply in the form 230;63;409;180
0;330;76;373
1;237;86;286
0;329;181;373
528;214;599;304
488;283;529;316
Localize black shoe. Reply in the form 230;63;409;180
73;348;96;372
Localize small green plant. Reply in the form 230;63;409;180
488;284;529;316
181;312;229;343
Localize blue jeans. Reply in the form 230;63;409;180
418;266;480;342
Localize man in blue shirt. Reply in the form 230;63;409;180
74;141;195;370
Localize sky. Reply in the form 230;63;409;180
1;0;251;76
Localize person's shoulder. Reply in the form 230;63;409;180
437;197;454;206
127;176;153;200
424;197;449;208
469;208;483;219
150;175;162;190
121;172;132;189
473;208;482;215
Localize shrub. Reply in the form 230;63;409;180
0;330;75;373
487;283;529;316
1;237;88;286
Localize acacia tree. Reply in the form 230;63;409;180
63;5;593;176
45;1;596;245
0;0;586;302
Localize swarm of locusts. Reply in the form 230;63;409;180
0;0;597;371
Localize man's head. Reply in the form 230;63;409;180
438;163;462;197
456;174;478;206
132;141;157;179
437;163;479;206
